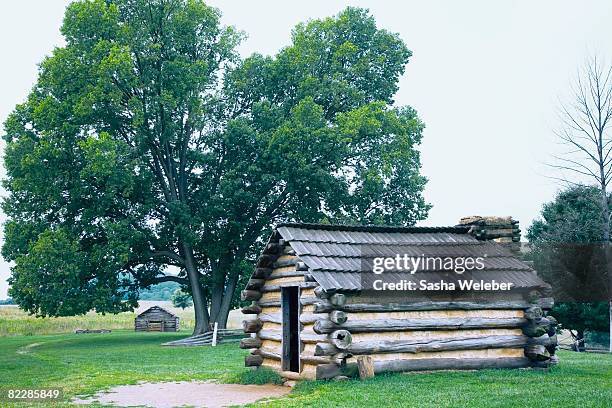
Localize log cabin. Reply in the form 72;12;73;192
135;306;179;332
240;217;558;381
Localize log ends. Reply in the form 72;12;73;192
245;354;263;367
241;303;262;315
521;304;559;366
242;318;263;333
241;290;262;302
240;337;262;349
329;329;352;350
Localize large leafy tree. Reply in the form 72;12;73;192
527;185;610;350
3;1;430;334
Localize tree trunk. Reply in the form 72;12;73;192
182;243;210;335
599;146;611;352
208;277;224;329
216;273;239;329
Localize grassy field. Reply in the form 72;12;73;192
0;303;250;336
0;329;610;407
0;303;195;336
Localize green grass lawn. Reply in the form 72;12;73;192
0;330;610;407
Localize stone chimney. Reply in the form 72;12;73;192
457;216;520;243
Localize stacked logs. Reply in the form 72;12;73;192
310;287;559;380
522;306;559;366
240;240;320;370
240;241;282;368
457;216;521;243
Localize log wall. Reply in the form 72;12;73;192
242;240;559;381
241;243;321;379
134;307;179;332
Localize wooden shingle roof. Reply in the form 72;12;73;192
262;223;550;292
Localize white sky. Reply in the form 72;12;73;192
1;0;612;298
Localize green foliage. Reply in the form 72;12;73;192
235;366;284;385
527;185;611;245
0;298;15;305
3;1;430;326
171;288;193;309
139;282;180;301
550;302;609;337
527;185;610;339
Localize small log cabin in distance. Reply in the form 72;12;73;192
240;217;558;381
135;306;179;332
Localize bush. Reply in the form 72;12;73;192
236;367;284;385
585;331;610;349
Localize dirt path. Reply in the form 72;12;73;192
16;342;42;354
72;381;290;408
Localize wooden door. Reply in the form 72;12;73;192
281;286;300;372
147;321;162;331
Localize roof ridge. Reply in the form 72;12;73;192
276;222;470;234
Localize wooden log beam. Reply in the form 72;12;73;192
329;330;352;350
357;356;375;379
268;270;304;280
260;348;334;365
279;371;303;381
240;337;262;349
312;299;555;314
329;293;347;307
252;267;272;279
316;363;359;380
245;354;263;367
257;254;276;267
241;290;262;302
261;312;317;326
273;258;297;269
241;303;262;315
524;344;551;361
314;286;330;299
256;297;318;308
522;317;550;338
524;306;543;321
329;310;348;325
259;313;282;324
314;335;529;356
246;279;265;291
282;246;296;256
296;261;309;271
314;317;527;334
304;273;316;282
243;319;263;333
526;334;557;348
258;329;327;344
261;282;318;293
299;314;320;325
372;357;531;374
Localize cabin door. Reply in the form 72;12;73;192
281;286;300;372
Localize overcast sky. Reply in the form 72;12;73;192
1;0;611;298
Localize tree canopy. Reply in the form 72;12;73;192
527;185;610;348
3;1;430;333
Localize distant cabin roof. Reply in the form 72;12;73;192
136;305;177;318
258;223;550;292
